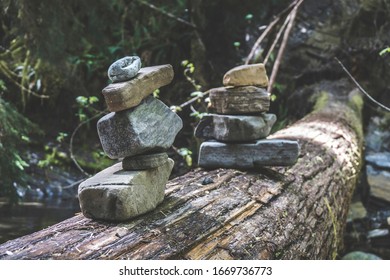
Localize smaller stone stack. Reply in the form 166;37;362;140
78;56;182;221
195;63;299;169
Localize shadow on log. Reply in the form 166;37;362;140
0;79;363;260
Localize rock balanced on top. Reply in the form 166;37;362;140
78;56;183;221
195;63;299;169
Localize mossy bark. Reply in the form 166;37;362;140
0;80;363;259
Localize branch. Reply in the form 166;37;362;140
267;0;304;92
245;0;300;65
335;57;390;112
177;89;210;110
136;0;196;29
69;111;106;177
263;12;291;65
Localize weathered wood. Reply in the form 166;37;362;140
0;80;363;260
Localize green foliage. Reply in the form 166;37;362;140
0;97;39;202
380;47;390;56
177;147;193;167
37;132;69;168
75;149;114;173
75;95;100;122
0;0;192;117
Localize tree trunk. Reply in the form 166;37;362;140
0;80;363;260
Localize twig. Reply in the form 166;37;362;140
61;179;85;190
245;17;280;65
245;0;300;65
136;0;196;29
268;0;304;92
263;12;291;65
176;89;210;110
69;111;106;177
335;57;390;112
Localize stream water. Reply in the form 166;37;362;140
0;197;80;244
0;157;84;245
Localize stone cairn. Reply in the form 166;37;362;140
195;63;299;169
78;56;183;221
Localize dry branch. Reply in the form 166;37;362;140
267;0;304;92
245;0;301;65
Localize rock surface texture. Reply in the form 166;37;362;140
222;63;268;87
122;153;168;170
209;86;270;114
195;114;276;142
102;64;174;112
79;159;174;221
198;140;300;169
108;56;142;83
97;96;182;159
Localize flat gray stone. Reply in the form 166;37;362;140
223;63;268;87
97;96;182;159
342;251;382;260
122;152;168;170
365;152;390;169
78;159;174;221
108;56;142;83
367;164;390;203
198;139;300;169
195;114;276;142
102;64;174;112
209;86;270;114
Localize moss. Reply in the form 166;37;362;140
346;91;364;145
312;91;330;112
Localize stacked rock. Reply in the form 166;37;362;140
195;63;299;169
78;56;182;221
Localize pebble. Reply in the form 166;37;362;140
342;251;382;260
108;56;142;83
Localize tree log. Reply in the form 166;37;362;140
0;80;363;260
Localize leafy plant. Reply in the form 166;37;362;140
0;97;39;203
177;147;193;167
379;47;390;56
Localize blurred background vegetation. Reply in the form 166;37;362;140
0;0;292;202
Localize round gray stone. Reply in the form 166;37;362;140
108;56;142;82
122;153;169;170
342;251;382;260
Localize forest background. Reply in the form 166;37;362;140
1;0;389;206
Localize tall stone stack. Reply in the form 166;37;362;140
195;63;299;169
78;56;182;221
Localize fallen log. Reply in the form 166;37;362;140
0;80;363;260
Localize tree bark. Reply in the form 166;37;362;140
0;80;363;260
